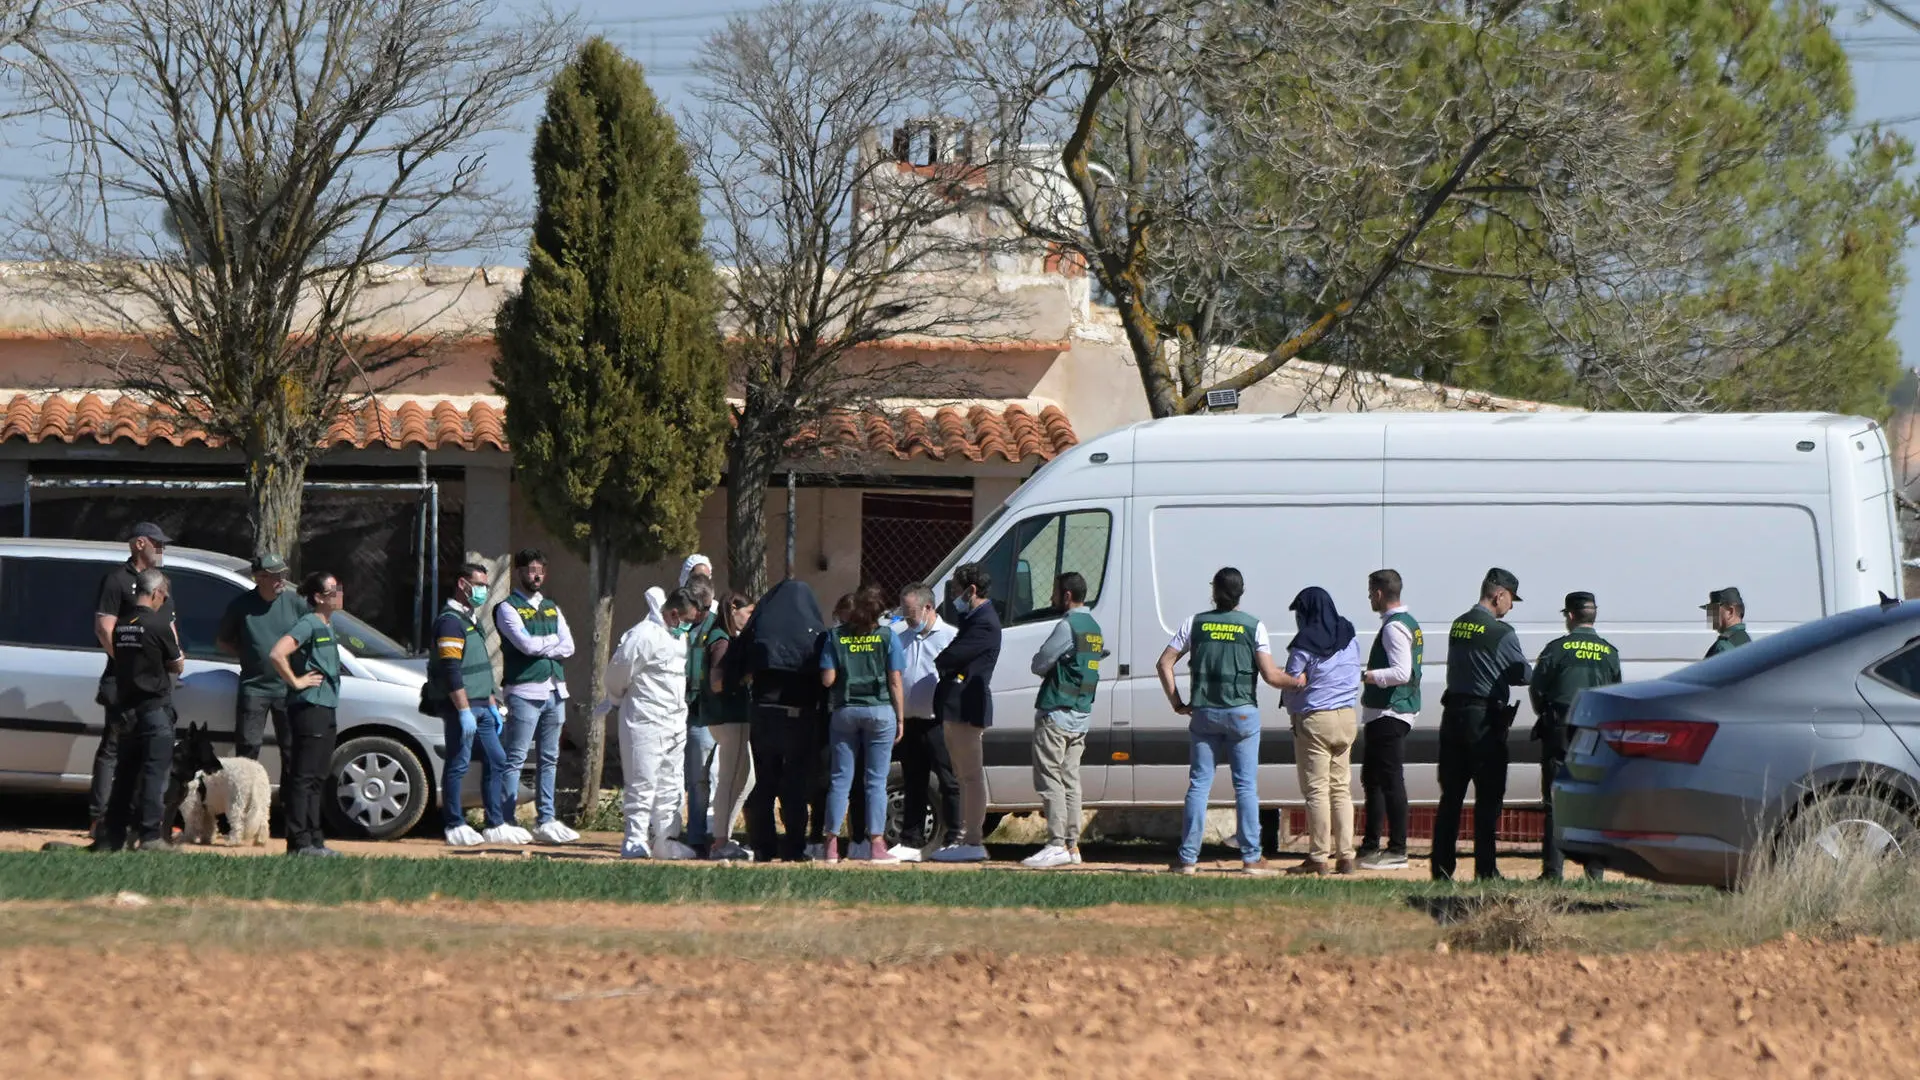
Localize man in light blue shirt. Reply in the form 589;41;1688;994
1270;587;1364;876
888;583;959;861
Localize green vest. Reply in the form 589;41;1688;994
686;611;719;724
1188;609;1261;710
1035;609;1103;713
289;613;342;709
829;625;895;709
499;592;563;686
452;611;496;700
1359;610;1422;715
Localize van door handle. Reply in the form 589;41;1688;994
1118;664;1130;676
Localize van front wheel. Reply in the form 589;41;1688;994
326;734;430;841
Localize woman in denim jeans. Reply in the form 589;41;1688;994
1155;567;1290;875
818;584;907;864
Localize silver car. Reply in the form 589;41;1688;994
0;537;484;839
1555;599;1920;888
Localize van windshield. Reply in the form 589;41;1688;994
922;503;1007;589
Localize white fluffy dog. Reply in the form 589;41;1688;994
181;759;272;846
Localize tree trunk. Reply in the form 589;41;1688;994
575;530;620;828
726;438;777;599
246;452;308;565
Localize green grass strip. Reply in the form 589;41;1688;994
0;851;1653;909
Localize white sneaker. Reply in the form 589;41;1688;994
444;825;485;847
849;840;873;860
805;842;825;860
930;844;989;863
620;840;653;860
1070;848;1083;865
708;840;753;862
888;844;923;863
654;837;700;861
482;825;528;845
1022;844;1073;869
534;821;580;845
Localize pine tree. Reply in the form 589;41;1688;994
494;39;727;824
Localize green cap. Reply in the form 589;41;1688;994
250;553;289;576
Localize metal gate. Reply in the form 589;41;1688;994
859;492;975;598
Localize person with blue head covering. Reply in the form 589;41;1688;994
1272;586;1363;876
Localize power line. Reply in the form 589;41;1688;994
1864;0;1920;34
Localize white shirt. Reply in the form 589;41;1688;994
1362;605;1417;727
602;587;688;730
494;591;575;702
892;614;956;720
1166;616;1272;655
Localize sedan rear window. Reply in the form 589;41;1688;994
1667;609;1888;688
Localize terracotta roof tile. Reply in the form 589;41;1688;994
0;391;1077;462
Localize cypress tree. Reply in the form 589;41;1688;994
494;38;727;823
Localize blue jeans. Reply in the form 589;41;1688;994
684;723;718;846
826;705;896;839
441;703;510;830
1178;706;1263;865
502;691;564;826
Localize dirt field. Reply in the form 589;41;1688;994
0;896;1914;1079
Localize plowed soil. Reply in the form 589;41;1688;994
2;900;1914;1079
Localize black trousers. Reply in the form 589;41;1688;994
1538;720;1603;881
284;702;337;851
1360;717;1410;853
746;704;817;860
100;700;175;847
87;675;130;826
1431;703;1510;881
897;716;961;848
236;695;291;762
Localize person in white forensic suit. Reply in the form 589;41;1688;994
601;585;703;861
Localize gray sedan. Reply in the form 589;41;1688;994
1555;599;1920;888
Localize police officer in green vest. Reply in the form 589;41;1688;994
1432;567;1531;882
1702;587;1751;658
1156;567;1289;876
427;562;519;848
1357;569;1421;870
495;549;579;846
1023;572;1106;870
1530;591;1621;882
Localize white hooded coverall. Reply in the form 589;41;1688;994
604;586;690;858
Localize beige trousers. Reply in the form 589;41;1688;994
1293;706;1358;862
942;721;988;846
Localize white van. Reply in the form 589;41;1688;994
922;412;1903;813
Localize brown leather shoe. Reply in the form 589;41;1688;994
1334;857;1358;875
1285;858;1329;876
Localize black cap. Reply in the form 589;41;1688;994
129;522;170;546
1701;587;1744;610
1483;567;1522;602
1562;591;1596;613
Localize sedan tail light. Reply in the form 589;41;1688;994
1597;720;1718;765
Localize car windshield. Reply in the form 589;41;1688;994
1666;607;1891;688
330;611;414;659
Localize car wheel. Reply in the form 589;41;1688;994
1776;790;1918;865
326;734;429;841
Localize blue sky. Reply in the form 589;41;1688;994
4;0;1919;370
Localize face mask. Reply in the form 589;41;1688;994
151;549;165;568
468;585;489;608
670;621;691;638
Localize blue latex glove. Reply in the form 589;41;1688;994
485;703;504;733
457;707;477;737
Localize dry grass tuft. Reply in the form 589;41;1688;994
1728;800;1920;944
1443;893;1571;954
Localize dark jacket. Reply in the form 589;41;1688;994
935;600;1002;728
727;579;827;714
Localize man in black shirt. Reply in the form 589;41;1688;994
88;522;177;838
98;568;184;852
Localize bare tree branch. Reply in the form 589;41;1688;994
9;0;568;555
